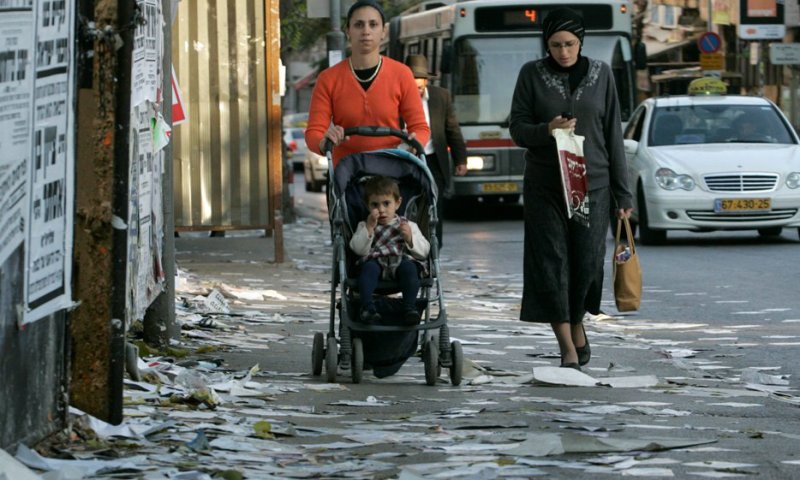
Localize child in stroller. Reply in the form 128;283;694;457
310;126;463;386
350;176;430;326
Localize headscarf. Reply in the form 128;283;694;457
542;8;585;48
542;8;588;91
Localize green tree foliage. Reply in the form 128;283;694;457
279;0;327;55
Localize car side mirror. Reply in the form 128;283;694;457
623;139;639;154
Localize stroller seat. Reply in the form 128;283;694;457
309;127;463;387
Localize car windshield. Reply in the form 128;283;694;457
649;104;796;146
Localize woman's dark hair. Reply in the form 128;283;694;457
346;0;386;27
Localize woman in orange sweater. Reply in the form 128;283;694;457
305;0;430;167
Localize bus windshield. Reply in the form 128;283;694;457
451;36;539;125
450;35;633;124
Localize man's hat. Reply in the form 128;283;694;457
404;54;430;79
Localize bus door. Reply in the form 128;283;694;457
447;35;539;201
581;35;636;122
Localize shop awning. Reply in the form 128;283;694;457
293;68;318;90
643;33;703;59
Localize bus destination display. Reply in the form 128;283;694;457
475;6;613;32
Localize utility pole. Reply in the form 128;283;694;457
327;0;345;67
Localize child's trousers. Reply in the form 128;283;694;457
358;259;420;312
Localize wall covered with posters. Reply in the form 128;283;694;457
126;0;168;321
0;0;75;448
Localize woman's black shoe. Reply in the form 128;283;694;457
560;362;581;371
576;323;591;366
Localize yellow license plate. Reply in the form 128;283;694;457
482;182;518;193
714;198;771;212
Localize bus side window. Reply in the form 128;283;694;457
441;41;452;75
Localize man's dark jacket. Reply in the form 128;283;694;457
426;85;467;197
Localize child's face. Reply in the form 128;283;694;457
367;193;401;225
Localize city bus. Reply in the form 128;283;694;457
387;0;636;205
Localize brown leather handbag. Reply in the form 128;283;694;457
613;217;642;312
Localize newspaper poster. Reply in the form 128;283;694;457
23;0;75;322
127;104;165;320
553;129;590;227
126;0;165;321
131;0;161;108
0;3;34;268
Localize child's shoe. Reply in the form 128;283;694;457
360;307;381;323
403;308;420;325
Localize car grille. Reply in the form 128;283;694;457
686;208;798;222
704;174;778;192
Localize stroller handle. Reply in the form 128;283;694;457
321;126;425;158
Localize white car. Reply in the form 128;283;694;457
623;94;800;244
283;127;308;168
303;149;328;193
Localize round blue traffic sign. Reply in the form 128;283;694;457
698;32;722;54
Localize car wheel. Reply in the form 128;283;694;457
304;167;313;192
305;168;320;192
313;178;324;193
637;190;666;245
757;227;782;237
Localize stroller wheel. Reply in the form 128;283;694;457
351;338;364;384
424;339;439;386
325;336;338;383
312;332;324;376
449;341;463;386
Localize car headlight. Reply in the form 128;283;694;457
315;154;328;168
466;155;495;171
786;172;800;189
655;168;695;191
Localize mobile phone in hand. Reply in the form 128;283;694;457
561;111;573;120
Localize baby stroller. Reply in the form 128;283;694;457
310;126;463;386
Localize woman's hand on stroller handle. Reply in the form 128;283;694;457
320;125;348;155
320;126;425;156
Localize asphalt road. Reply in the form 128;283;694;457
241;176;800;478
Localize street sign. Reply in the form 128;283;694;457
171;66;186;125
739;24;786;40
769;43;800;65
697;32;722;54
700;53;725;71
739;0;785;40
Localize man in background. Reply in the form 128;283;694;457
404;54;467;249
